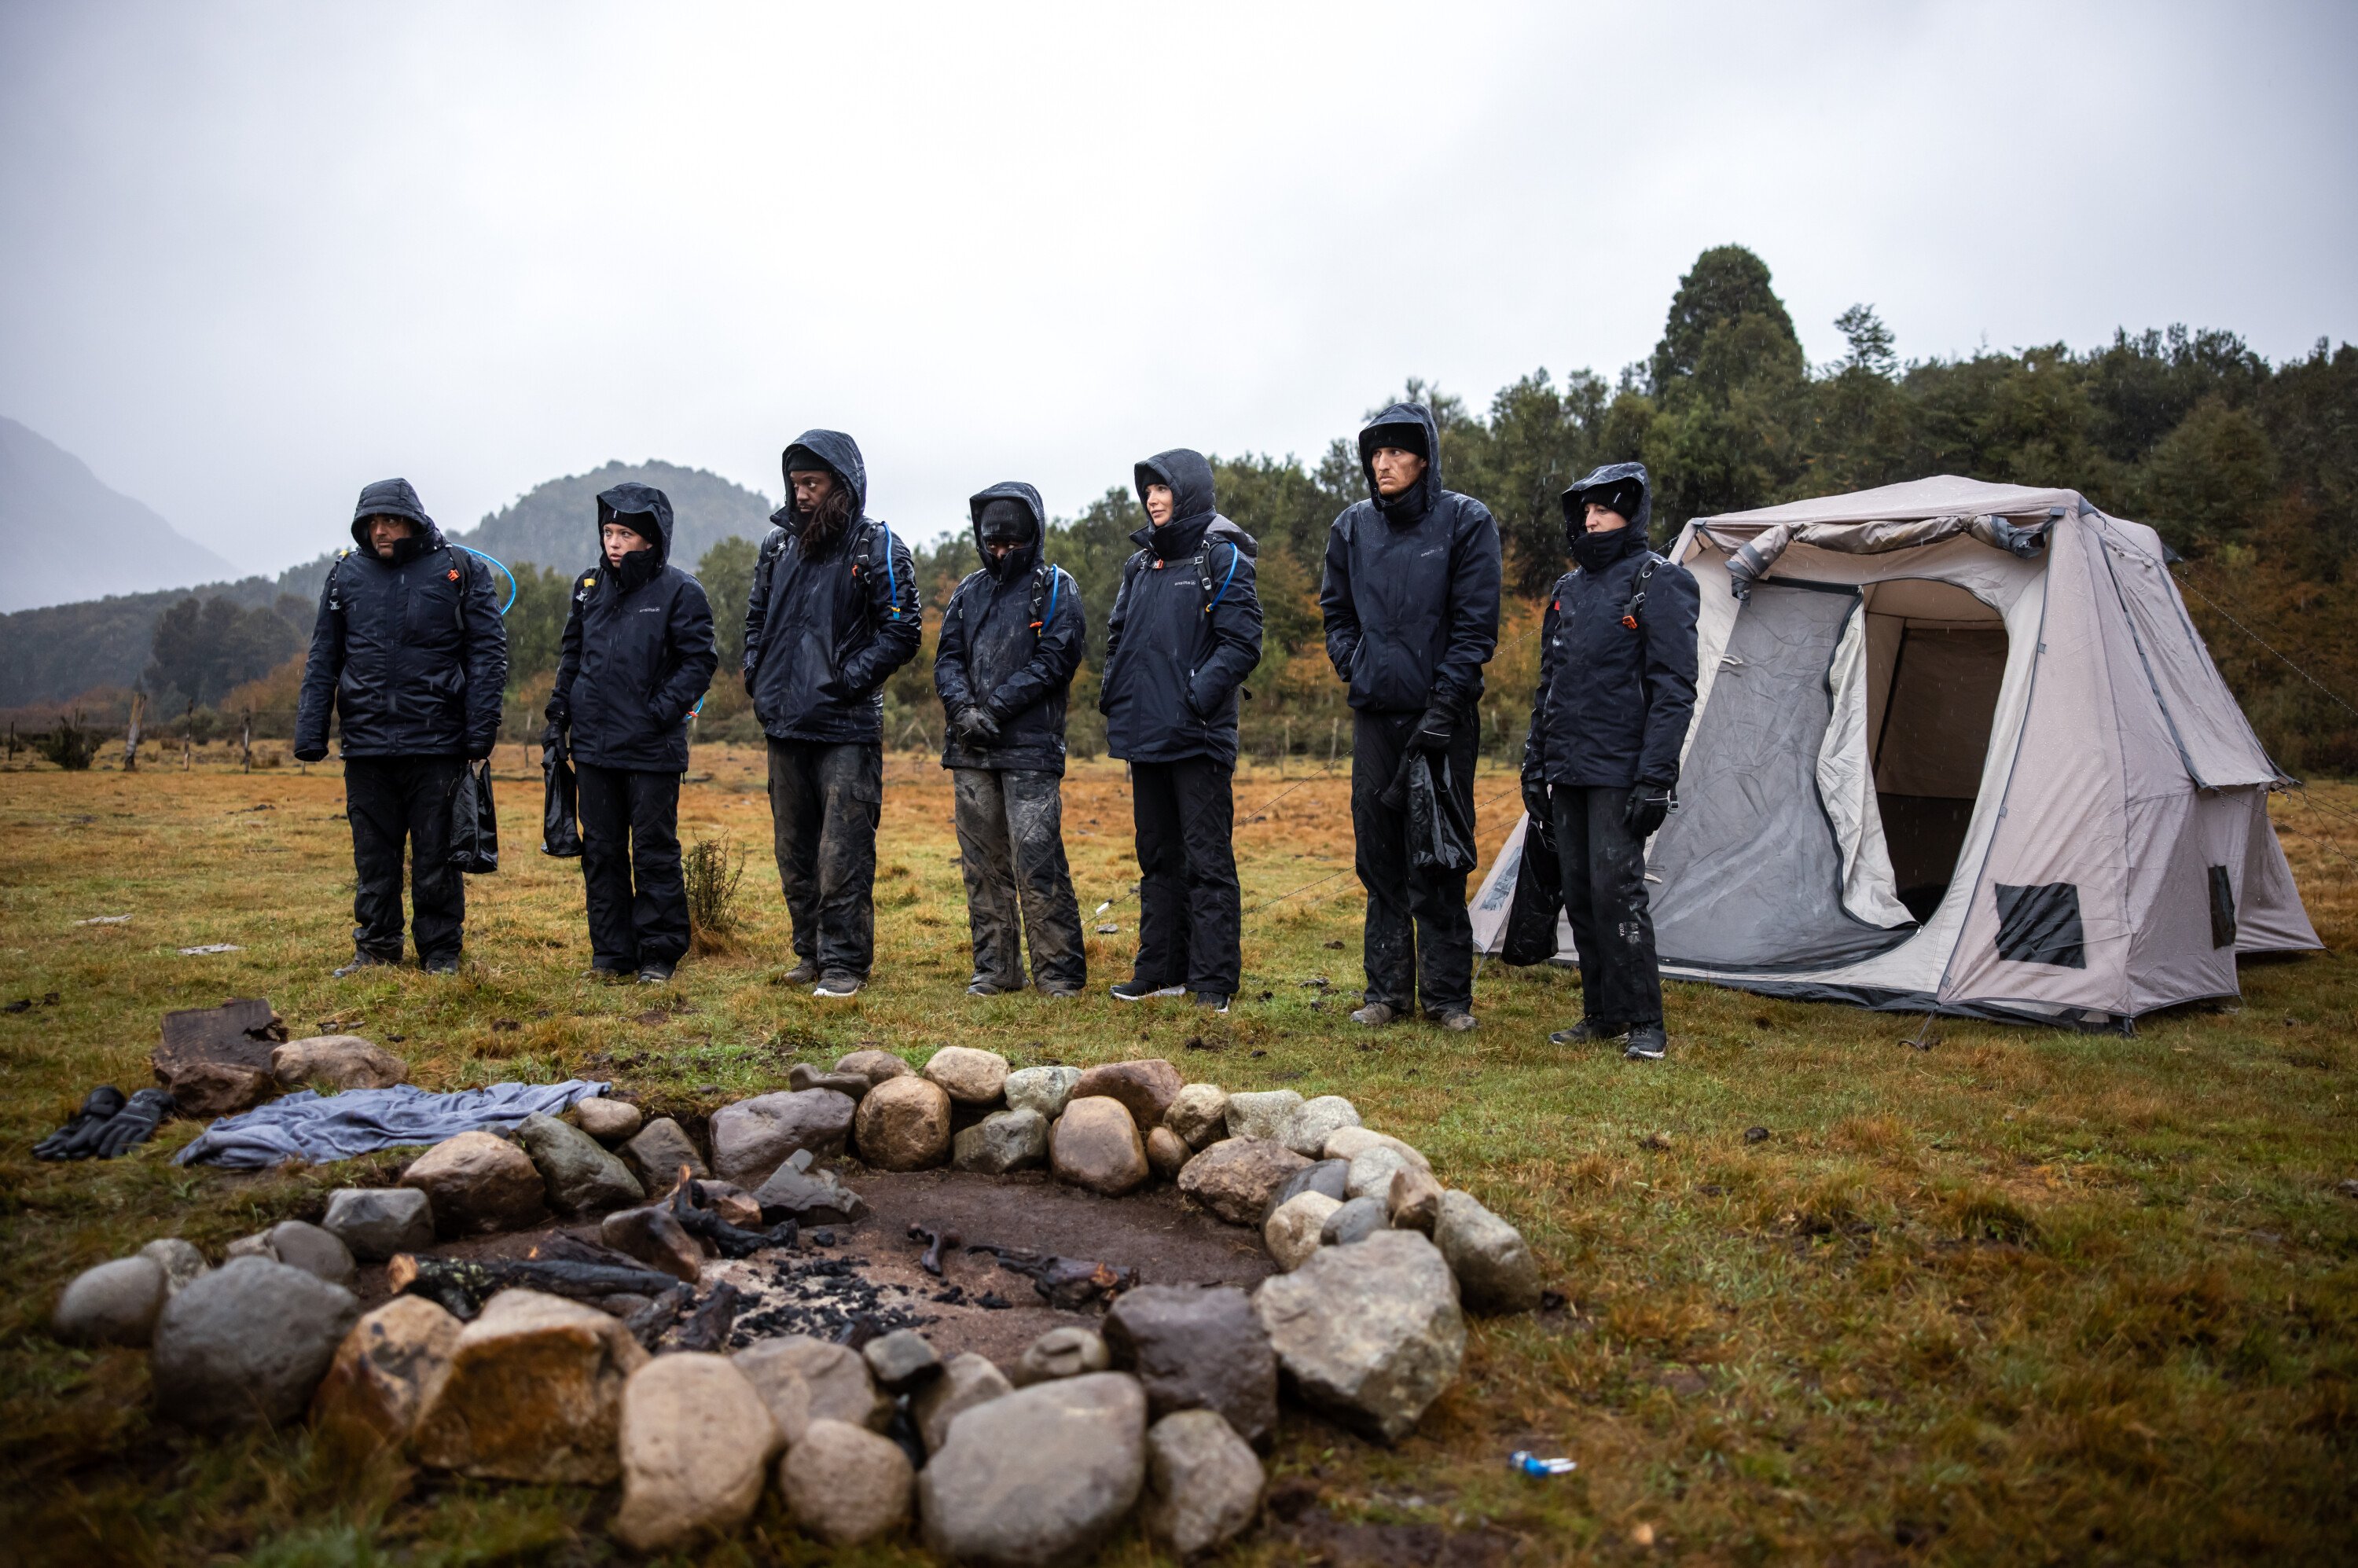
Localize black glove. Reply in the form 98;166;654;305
466;746;493;762
1522;771;1553;843
35;1085;126;1161
954;707;1001;747
1411;704;1454;753
1625;784;1672;839
92;1089;174;1159
542;719;567;752
741;665;756;698
294;747;327;764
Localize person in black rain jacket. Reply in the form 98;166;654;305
1523;462;1699;1060
546;483;718;983
933;481;1089;997
1099;448;1263;1011
296;477;509;975
741;429;920;997
1320;400;1502;1033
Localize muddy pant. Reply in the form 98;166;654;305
343;755;466;964
1129;758;1241;997
952;767;1085;993
1549;784;1662;1026
577;762;686;971
1351;709;1478;1015
766;738;882;977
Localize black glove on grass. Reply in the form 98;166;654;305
34;1085;126;1161
92;1089;174;1159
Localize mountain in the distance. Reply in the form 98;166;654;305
452;460;776;573
0;417;237;613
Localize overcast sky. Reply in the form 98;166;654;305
3;1;2354;576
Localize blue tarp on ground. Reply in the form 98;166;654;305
173;1080;611;1170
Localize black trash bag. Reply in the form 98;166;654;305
449;757;500;874
1500;817;1566;966
1405;755;1475;875
542;734;582;858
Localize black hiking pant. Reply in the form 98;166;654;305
1352;709;1479;1015
766;738;882;977
953;767;1085;993
576;762;686;971
1549;784;1663;1027
1128;758;1240;997
343;755;466;964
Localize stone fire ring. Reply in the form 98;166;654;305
57;1046;1544;1560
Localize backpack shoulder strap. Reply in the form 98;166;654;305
1620;553;1662;632
1200;539;1241;614
1029;562;1063;633
443;546;472;641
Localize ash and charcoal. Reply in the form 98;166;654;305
726;1251;935;1348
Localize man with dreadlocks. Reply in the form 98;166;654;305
741;430;920;997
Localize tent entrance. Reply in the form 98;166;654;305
1861;579;2008;921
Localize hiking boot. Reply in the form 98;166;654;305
637;960;676;985
1623;1023;1668;1060
813;971;865;998
1548;1019;1617;1046
1111;979;1185;1001
421;955;461;976
332;952;394;978
1430;1008;1478;1033
1192;992;1231;1015
967;976;1024;997
1041;984;1083;999
781;958;818;986
1350;1001;1402;1026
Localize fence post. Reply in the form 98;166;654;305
241;708;253;773
1328;716;1339;770
183;700;194;772
123;692;141;772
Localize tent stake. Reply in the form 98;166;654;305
1902;1012;1938;1051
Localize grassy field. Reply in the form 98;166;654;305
1;748;2353;1566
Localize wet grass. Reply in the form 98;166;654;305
1;751;2354;1564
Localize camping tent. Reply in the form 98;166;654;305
1470;475;2321;1025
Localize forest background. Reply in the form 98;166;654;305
7;244;2354;776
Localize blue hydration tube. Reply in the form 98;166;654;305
455;545;519;615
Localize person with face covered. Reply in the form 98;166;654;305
296;477;509;975
1524;462;1699;1060
545;483;718;983
933;483;1089;997
1320;401;1503;1032
741;430;920;997
1099;450;1264;1012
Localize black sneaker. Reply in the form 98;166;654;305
332;953;394;979
1623;1023;1667;1060
1111;979;1185;1001
1549;1020;1618;1046
421;955;461;976
1192;992;1230;1015
637;960;676;985
1349;1001;1402;1026
1429;1008;1478;1033
967;976;1024;997
813;971;864;998
781;958;818;986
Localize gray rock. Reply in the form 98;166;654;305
1222;1089;1303;1144
1322;1126;1431;1171
833;1048;912;1086
1146;1126;1190;1181
223;1232;274;1262
139;1238;210;1294
1144;1409;1264;1558
1254;1229;1464;1443
1321;1195;1387;1247
1015;1324;1110;1386
862;1328;942;1394
321;1187;436;1261
402;1130;545;1235
622;1116;709;1185
733;1335;891;1441
1049;1096;1148;1195
150;1256;360;1431
953;1107;1049;1174
1177;1137;1311;1226
270;1034;408;1091
917;1372;1148;1567
1162;1082;1229;1149
572;1095;643;1144
751;1162;871;1225
1103;1283;1277;1449
1344;1144;1415;1202
1434;1190;1543;1313
1004;1064;1083;1119
53;1256;167;1346
1262;1191;1340;1271
601;1203;705;1283
913;1352;1013;1454
924;1045;1012;1105
778;1417;915;1546
265;1220;356;1287
1385;1164;1444;1236
611;1351;779;1551
789;1063;872;1100
708;1089;858;1184
516;1112;646;1214
1261;1158;1350;1224
1284;1094;1361;1159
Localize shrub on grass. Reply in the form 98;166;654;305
685;835;746;953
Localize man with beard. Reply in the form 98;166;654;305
1100;449;1263;1013
1524;462;1699;1061
545;482;718;984
1320;400;1502;1033
296;477;509;975
933;482;1089;997
742;431;920;997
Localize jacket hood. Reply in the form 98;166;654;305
597;482;675;570
1133;448;1217;529
1561;461;1653;546
1358;401;1443;522
778;428;870;526
968;480;1045;580
349;477;446;556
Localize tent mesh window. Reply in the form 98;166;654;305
2207;865;2238;949
1993;881;2087;968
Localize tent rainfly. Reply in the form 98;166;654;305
1471;475;2321;1026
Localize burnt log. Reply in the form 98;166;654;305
671;1281;741;1354
385;1253;681;1319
